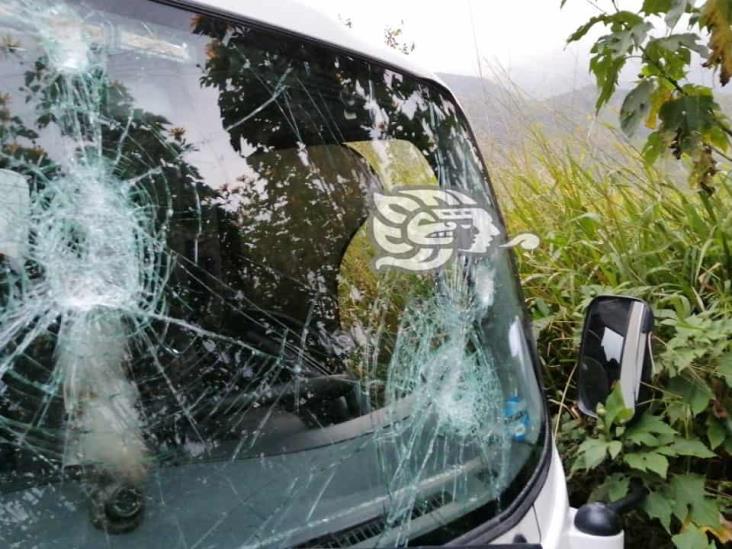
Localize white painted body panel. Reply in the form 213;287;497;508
492;443;624;548
184;0;443;84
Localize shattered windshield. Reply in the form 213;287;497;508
0;1;546;547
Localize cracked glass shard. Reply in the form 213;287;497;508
0;1;546;547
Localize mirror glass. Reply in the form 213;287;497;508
577;296;654;417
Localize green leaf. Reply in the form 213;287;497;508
665;0;689;28
650;33;709;56
669;475;721;528
626;412;677;439
668;376;713;416
568;15;607;43
672;527;715;549
643;490;673;532
718;352;732;387
578;437;610;469
659;95;718;144
663;438;715;458
608;440;623;459
642;0;672;15
607;476;629;502
589;473;630;503
624;451;669;478
590;51;626;111
644;452;669;478
626;431;660;446
604;382;634;429
643;131;668;163
621;79;654;136
707;418;726;449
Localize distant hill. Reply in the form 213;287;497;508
439;71;732;156
437;72;627;149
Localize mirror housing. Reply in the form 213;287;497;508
577;296;654;418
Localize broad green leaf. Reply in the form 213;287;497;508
672;438;716;457
642;0;673;15
643;490;673;532
643;451;669;478
626;430;660;446
589;473;629;503
669;475;721;528
707;418;726;449
666;0;689;28
651;33;709;56
604;382;634;429
607;476;630;502
588;17;647;111
691;497;722;528
718;351;732;387
608;440;623;459
590;52;625;111
578;437;610;469
625;413;675;446
659;95;718;142
624;450;669;478
621;79;654;135
568;15;607;43
627;411;677;436
672;527;715;549
658;438;715;458
643;131;668;163
595;23;652;60
668;376;713;416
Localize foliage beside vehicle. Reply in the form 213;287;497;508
493;128;732;548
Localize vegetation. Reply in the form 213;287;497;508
492;121;731;547
566;0;732;197
476;2;732;547
517;2;732;547
384;4;732;546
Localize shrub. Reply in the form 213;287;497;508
493;128;732;548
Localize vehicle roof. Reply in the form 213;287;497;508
184;0;445;85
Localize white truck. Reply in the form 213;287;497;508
0;1;654;547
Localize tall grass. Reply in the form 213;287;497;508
487;125;732;546
491;125;731;372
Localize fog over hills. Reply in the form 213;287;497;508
437;72;626;149
438;72;732;153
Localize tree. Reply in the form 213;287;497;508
384;21;416;55
565;0;732;192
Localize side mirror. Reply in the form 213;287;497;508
577;296;654;418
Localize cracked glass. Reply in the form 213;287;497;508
0;1;546;547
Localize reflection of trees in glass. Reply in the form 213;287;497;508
0;85;57;179
0;33;232;476
191;18;445;345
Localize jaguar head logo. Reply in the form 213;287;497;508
370;187;500;272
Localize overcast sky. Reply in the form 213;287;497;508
303;0;608;96
303;0;719;99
